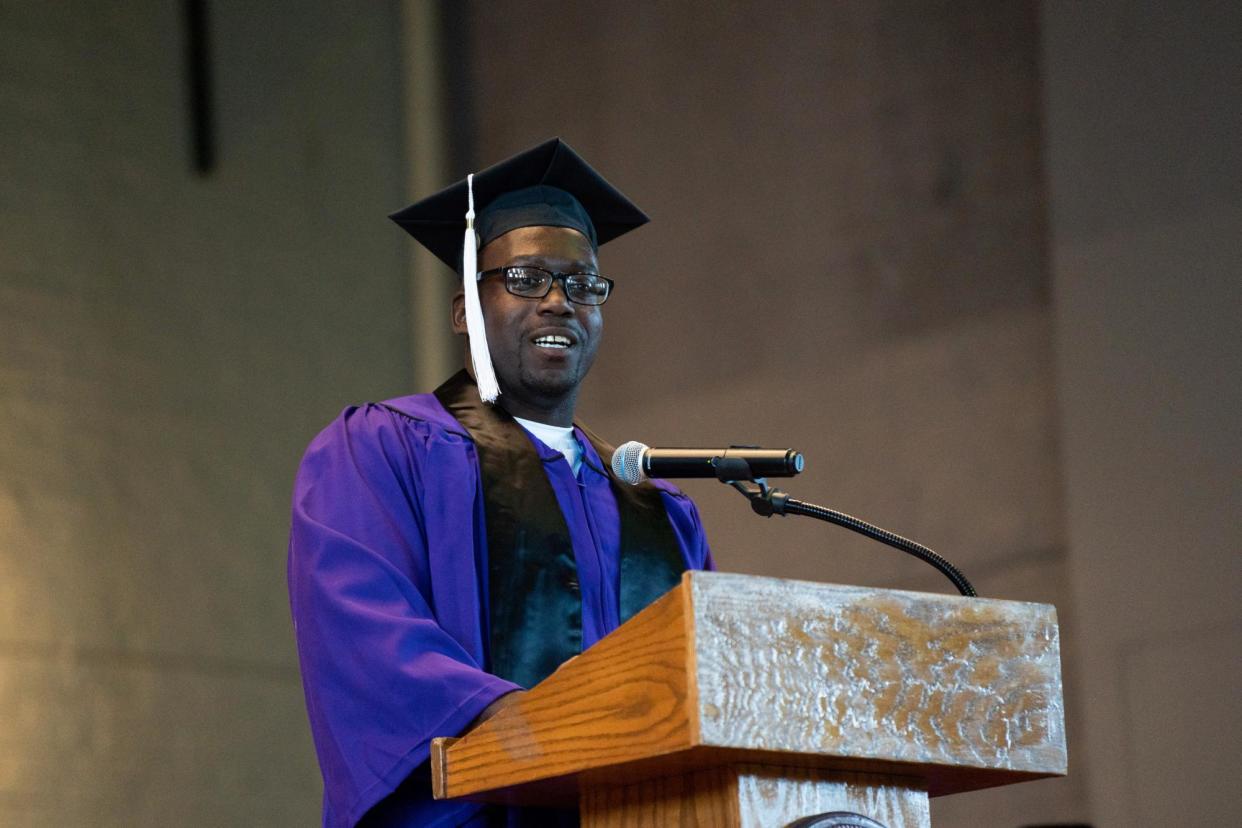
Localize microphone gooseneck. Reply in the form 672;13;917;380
722;466;977;597
611;441;977;598
781;498;977;597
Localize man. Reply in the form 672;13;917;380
288;139;713;827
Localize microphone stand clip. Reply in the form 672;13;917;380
712;456;788;517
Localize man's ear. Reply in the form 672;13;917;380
451;289;467;335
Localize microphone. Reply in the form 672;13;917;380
611;442;804;485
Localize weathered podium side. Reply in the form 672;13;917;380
431;571;1066;827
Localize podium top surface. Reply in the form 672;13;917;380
433;571;1066;804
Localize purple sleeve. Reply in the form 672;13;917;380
287;405;519;828
657;486;716;572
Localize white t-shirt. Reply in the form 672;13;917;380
513;416;583;475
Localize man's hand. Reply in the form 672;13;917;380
464;689;525;733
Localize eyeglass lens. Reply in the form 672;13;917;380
505;267;610;305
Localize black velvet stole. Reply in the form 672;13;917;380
434;370;684;689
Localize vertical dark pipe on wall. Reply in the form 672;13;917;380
184;0;216;174
440;2;476;174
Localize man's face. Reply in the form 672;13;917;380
455;225;603;414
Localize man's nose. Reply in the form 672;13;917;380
537;278;575;314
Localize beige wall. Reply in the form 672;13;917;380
4;2;1235;825
1042;2;1241;825
0;2;409;823
465;1;1085;824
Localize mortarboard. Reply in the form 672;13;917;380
389;138;648;404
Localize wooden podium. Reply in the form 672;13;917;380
431;572;1066;827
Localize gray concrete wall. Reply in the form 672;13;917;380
6;2;1235;825
0;2;409;824
1042;2;1241;824
464;2;1086;824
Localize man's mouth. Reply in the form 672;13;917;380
531;334;574;350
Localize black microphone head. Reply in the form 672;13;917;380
611;441;648;485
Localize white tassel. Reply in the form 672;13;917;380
462;173;500;403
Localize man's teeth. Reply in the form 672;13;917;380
533;336;572;349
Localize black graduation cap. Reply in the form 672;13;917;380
389;137;650;272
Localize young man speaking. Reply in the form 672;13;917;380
288;139;712;827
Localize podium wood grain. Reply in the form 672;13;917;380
431;583;695;803
431;571;1066;823
581;766;930;828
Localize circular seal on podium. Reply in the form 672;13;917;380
786;812;888;828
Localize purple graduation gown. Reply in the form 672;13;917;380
287;391;713;827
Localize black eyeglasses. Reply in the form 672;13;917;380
477;266;614;306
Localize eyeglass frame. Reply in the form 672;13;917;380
476;266;615;306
